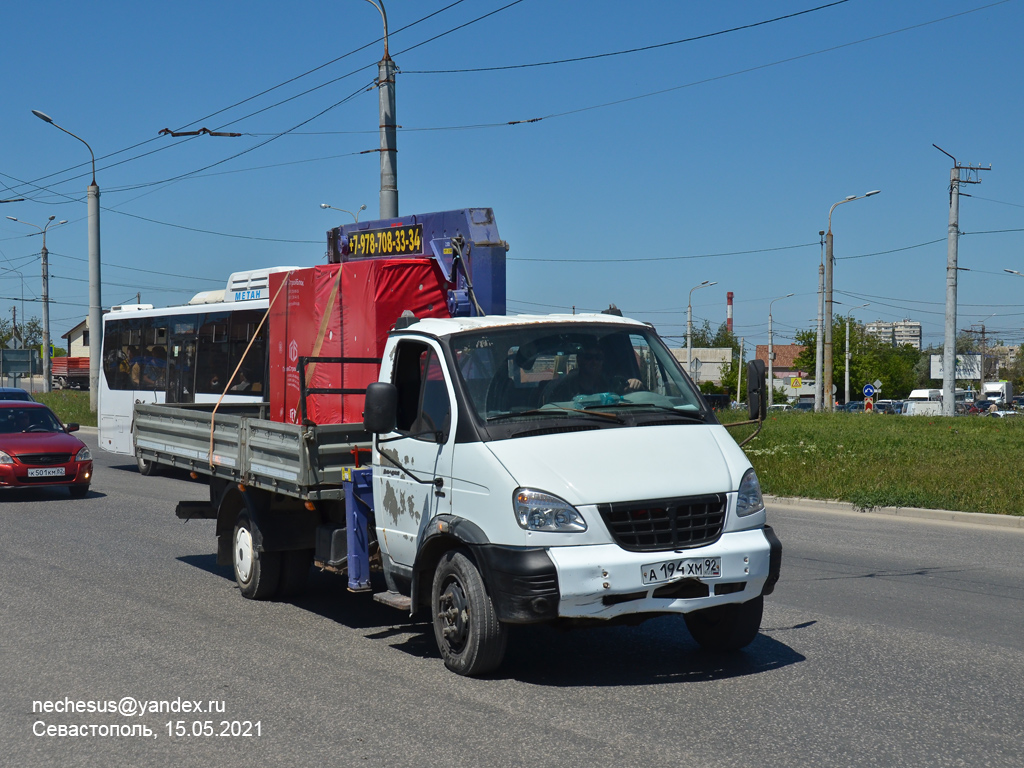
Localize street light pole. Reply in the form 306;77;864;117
686;280;717;382
768;293;795;405
824;190;880;411
6;215;66;393
845;303;869;406
815;230;825;411
33;109;102;412
364;0;397;219
320;203;366;222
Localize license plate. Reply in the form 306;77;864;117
28;467;65;478
642;556;721;585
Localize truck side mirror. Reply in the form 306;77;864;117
363;382;398;434
747;360;767;421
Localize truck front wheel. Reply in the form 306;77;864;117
233;512;281;599
431;550;507;676
684;595;763;652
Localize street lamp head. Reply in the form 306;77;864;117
48;215;56;221
865;190;881;197
785;292;795;298
6;216;17;222
58;220;67;225
320;203;329;209
32;109;54;124
845;195;856;201
1004;269;1023;277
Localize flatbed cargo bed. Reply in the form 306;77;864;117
133;402;372;500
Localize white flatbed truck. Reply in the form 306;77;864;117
136;313;781;675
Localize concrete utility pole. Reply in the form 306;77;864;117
33;109;102;412
935;145;990;416
768;293;794;405
737;337;744;406
815;230;825;411
963;319;994;397
365;1;397;219
6;215;66;393
824;191;880;412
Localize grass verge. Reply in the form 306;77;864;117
720;410;1024;516
35;390;97;428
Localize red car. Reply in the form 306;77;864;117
0;402;93;497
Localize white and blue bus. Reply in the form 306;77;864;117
98;267;295;465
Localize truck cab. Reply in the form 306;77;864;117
365;313;780;674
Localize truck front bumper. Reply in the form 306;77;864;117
546;527;777;620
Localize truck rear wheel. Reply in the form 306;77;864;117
233;512;280;599
431;550;507;676
684;594;763;652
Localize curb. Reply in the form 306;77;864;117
765;494;1024;530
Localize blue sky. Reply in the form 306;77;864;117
2;0;1023;355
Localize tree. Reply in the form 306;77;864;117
791;318;925;400
694;322;743;397
0;315;43;349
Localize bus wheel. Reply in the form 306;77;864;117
136;454;159;476
233;512;280;600
431;550;507;676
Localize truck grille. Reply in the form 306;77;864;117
597;494;726;552
17;453;73;466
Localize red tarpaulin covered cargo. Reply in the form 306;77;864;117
268;258;449;425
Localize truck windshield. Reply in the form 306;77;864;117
450;324;706;424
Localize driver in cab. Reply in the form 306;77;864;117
544;342;642;402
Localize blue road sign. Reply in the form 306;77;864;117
863;384;875;398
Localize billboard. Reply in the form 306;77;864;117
930;354;981;380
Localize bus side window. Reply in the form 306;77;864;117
102;320;131;390
196;313;229;393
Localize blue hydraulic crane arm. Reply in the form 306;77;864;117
326;208;507;317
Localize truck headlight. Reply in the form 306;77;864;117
514;489;587;532
76;447;92;462
736;468;765;516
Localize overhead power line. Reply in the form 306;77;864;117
404;0;852;74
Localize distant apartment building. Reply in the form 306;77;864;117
865;319;922;350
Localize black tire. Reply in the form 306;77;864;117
431;550;507;676
232;512;281;599
684;595;763;652
136;454;159;476
276;549;313;599
69;484;90;499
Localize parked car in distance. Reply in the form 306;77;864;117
0;387;34;401
0;402;92;497
792;401;815;412
768;403;792;412
844;401;865;413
